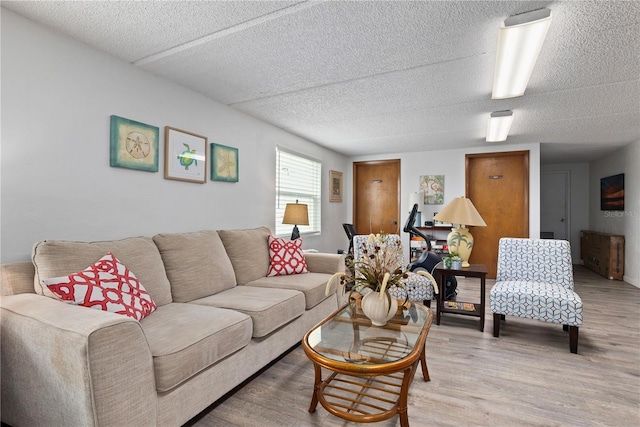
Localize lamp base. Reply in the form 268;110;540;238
290;225;300;240
446;227;474;268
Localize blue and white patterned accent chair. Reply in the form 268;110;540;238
353;235;437;306
490;238;583;353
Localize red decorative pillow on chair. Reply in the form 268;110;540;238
44;252;157;320
267;235;308;277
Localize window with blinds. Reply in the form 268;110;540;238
275;147;321;237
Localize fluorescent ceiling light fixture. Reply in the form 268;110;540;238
486;110;514;142
492;8;552;99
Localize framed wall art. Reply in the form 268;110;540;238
600;173;624;210
110;115;159;172
210;143;239;182
420;175;444;205
164;127;207;183
330;170;343;202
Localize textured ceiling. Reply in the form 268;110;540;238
3;0;639;164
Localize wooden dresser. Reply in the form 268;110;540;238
580;230;625;280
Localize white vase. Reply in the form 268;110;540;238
361;291;397;326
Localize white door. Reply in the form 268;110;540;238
540;171;569;240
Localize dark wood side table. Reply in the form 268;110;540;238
435;264;487;332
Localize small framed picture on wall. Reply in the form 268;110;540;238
110;115;159;172
164;127;207;183
420;175;444;205
330;170;343;202
600;173;624;210
210;143;239;182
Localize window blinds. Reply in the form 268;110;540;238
275;147;321;237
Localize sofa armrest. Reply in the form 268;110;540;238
1;261;36;296
1;294;156;427
304;252;345;275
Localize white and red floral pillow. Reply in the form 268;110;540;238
44;252;157;321
267;235;308;277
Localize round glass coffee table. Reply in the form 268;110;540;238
302;301;433;427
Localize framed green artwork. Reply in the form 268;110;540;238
210;143;239;182
165;127;208;183
110;115;159;172
420;175;444;205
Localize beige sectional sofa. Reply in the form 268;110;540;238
0;227;343;427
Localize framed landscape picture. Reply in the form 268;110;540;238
600;173;624;210
210;143;239;182
164;127;207;183
110;115;159;172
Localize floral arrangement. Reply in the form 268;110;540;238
325;233;409;304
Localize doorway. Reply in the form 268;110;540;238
466;151;529;278
540;171;569;240
353;159;401;235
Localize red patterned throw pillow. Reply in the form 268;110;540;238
267;235;308;277
44;252;157;321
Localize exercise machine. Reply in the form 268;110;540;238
403;204;457;300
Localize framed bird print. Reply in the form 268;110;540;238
420;175;444;205
210;143;239;182
110;115;159;172
164;127;207;183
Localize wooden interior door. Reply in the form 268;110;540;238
353;159;400;235
466;151;529;278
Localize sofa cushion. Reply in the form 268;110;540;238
490;280;583;326
190;286;305;338
140;303;252;392
153;230;237;302
245;272;334;309
44;252;157;320
218;227;271;285
32;237;173;306
267;235;308;276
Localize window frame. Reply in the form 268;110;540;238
275;146;322;237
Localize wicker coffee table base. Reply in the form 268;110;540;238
308;342;429;427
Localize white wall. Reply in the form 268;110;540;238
350;143;541;261
589;140;640;287
0;10;350;263
541;163;590;263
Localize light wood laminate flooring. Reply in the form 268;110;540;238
187;266;640;427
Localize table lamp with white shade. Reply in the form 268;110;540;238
433;197;486;267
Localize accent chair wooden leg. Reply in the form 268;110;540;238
563;324;569;331
493;313;501;337
501;314;505;320
569;326;579;354
424;299;431;308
